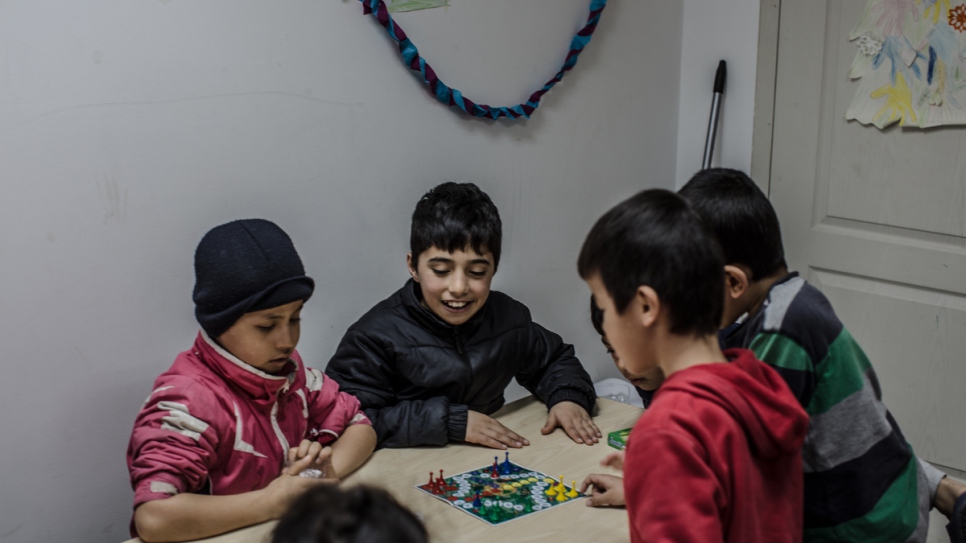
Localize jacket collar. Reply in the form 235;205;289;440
401;278;488;337
720;271;801;346
194;331;304;408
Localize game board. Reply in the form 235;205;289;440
415;453;584;525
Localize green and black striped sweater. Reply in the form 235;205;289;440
722;273;936;543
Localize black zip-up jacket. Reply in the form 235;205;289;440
325;279;596;449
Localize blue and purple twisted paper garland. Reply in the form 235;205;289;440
359;0;608;120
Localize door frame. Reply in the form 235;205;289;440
751;0;781;195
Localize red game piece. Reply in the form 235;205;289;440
429;472;443;494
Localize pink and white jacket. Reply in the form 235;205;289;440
127;332;370;522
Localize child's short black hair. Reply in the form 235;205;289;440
411;182;503;269
678;168;786;281
271;484;427;543
589;295;604;337
577;189;724;337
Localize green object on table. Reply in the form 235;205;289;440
388;0;449;13
607;428;631;450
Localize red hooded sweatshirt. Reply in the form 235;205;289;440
624;348;808;543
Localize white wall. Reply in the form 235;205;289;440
675;0;760;187
0;1;682;541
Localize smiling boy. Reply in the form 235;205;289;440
325;182;599;449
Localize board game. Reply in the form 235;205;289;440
415;452;584;525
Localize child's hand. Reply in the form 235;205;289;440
541;401;602;445
465;411;529;449
580;474;626;507
264;454;334;518
287;439;335;478
600;451;625;471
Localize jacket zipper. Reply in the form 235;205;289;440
453;327;465;355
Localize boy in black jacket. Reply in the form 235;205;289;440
326;182;599;449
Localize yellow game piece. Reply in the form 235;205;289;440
545;484;558;496
555;488;568;502
566;481;580;498
557;476;566;493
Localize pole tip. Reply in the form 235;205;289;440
713;60;727;94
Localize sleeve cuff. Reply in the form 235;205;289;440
446;404;469;442
547;389;596;414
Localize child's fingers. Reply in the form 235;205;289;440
601;451;625;470
571;410;601;442
486;427;524;449
581;474;624;507
287;453;316;475
561;417;594;445
540;412;558;435
494;422;528;447
576;418;599;444
585;492;610;507
305;441;323;463
314;446;333;466
287;447;299;466
587;489;621;507
470;433;508;450
563;422;584;444
586;417;603;438
297;439;312;460
579;474;599;494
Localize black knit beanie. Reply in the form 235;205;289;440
193;219;315;338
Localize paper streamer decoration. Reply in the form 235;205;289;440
846;0;966;129
358;0;608;120
389;0;448;14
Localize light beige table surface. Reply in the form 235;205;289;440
123;397;642;543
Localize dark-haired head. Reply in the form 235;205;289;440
589;296;605;337
577;189;724;337
411;182;502;270
271;484;428;543
678;168;786;281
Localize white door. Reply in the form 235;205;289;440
762;0;966;487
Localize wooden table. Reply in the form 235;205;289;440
122;397;642;543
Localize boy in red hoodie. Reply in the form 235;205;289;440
577;189;809;543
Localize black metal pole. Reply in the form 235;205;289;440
702;60;727;170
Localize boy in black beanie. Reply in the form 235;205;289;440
127;219;376;543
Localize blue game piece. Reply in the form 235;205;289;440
500;451;512;475
473;491;482;508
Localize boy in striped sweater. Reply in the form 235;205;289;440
680;168;966;543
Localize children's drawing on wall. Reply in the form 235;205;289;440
389;0;448;13
847;0;966;128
